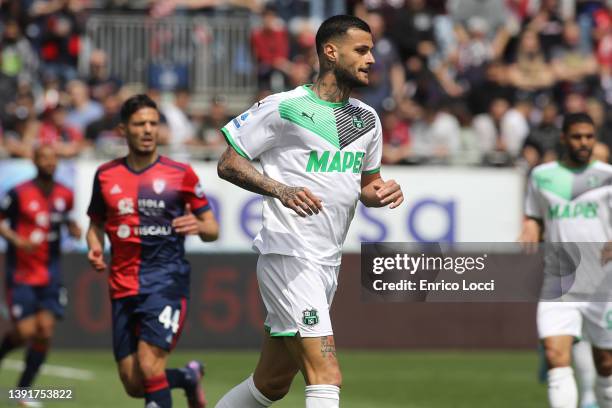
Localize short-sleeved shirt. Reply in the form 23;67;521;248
525;160;612;242
87;156;210;299
526;160;612;297
221;85;382;265
0;180;74;287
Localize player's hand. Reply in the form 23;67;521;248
518;220;540;254
13;236;37;252
374;180;404;209
88;248;107;273
277;186;323;217
602;241;612;266
172;204;200;235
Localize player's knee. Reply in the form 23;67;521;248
37;326;54;342
137;357;164;379
544;347;571;368
257;371;297;401
119;371;144;398
15;325;36;342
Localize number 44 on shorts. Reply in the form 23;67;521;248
158;305;181;334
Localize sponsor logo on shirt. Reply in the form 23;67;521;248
116;223;173;238
548;202;598;219
35;212;49;227
30;229;45;244
117;224;131;239
138;199;166;216
306;150;365;174
118;198;135;215
134;225;172;236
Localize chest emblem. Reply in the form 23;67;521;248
153;179;166;195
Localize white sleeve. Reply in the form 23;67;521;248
221;96;283;160
363;114;382;174
525;175;542;219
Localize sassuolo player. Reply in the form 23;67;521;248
215;15;403;408
520;112;612;408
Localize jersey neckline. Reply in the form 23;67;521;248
29;179;57;198
556;159;597;173
302;85;349;108
123;155;161;175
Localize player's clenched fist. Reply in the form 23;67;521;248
374;179;404;209
277;186;323;217
172;204;200;235
88;248;107;273
602;241;612;266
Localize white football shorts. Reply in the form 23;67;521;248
537;301;612;348
257;253;339;338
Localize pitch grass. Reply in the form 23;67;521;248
0;350;545;407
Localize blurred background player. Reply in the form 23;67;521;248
519;112;612;408
216;15;403;408
86;94;219;408
0;144;81;405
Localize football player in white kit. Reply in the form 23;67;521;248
520;112;612;408
215;15;404;408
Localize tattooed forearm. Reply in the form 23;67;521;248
321;336;337;359
217;147;286;198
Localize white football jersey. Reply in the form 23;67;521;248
222;85;382;265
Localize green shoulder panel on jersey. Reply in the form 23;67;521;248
279;95;340;149
532;164;573;201
221;127;251;160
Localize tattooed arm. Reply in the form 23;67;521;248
217;146;323;217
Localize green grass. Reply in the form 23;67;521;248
0;350;546;407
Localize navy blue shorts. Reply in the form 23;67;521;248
6;284;67;321
111;292;187;361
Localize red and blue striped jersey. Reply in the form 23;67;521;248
0;180;74;287
87;156;210;299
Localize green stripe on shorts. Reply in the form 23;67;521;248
264;324;298;337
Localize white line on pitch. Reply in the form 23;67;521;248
2;359;95;381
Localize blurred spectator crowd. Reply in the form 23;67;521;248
2;0;612;169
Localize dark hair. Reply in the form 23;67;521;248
315;15;371;57
120;94;158;123
562;112;594;134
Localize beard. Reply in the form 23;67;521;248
568;147;593;165
37;169;55;181
333;64;367;89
